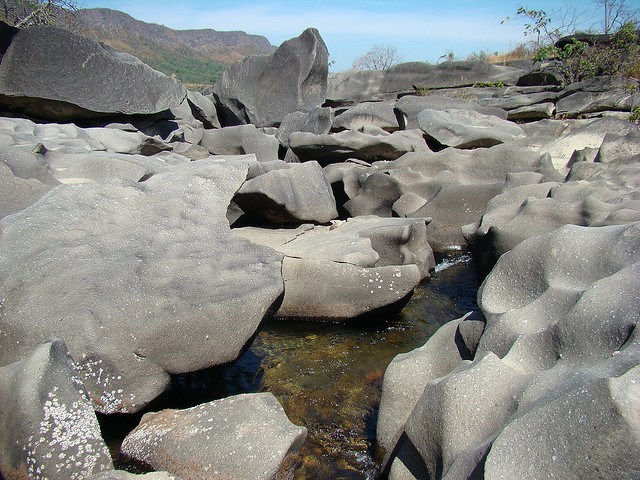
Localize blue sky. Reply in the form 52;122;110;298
80;0;638;70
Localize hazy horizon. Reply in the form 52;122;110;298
79;0;630;71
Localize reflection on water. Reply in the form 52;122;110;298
118;255;481;478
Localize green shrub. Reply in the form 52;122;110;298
534;22;640;83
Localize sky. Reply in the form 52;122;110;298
79;0;639;71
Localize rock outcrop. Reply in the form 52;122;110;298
234;216;434;320
213;28;328;127
0;23;186;121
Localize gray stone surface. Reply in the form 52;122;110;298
506;101;555;120
121;393;307;480
278;258;420;320
417;108;526;149
0;144;59;217
0;160;284;413
234;161;338;224
90;472;179;480
556;90;640;118
340;144;546;251
537;117;639;170
382;222;640;479
199;124;280;162
187;90;220;129
377;312;484;453
0;25;186;121
213;28;328;127
326;70;387;104
464;155;640;272
0;340;113;480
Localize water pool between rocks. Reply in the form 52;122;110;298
106;254;481;479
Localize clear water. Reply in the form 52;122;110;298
107;255;481;478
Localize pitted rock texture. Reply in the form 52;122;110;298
120;393;307;480
0;160;284;413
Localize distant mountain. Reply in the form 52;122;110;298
69;8;276;88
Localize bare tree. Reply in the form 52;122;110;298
352;44;403;71
594;0;639;33
0;0;79;28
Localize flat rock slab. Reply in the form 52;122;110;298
381;61;525;92
235;216;433;320
121;393;307;480
0;25;186;121
332;101;399;131
0;160;284;413
417;108;526;149
0;340;113;480
199;125;280;162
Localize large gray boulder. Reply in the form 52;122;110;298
213;28;328;127
121;393;307;480
0;160;284;413
0;24;186;121
234;161;338;224
276;106;333;148
417;108;526;149
332;101;399;131
326;70;387;104
0;340;113;480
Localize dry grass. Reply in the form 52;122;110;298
487;44;535;64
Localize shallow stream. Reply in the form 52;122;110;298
108;254;481;479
